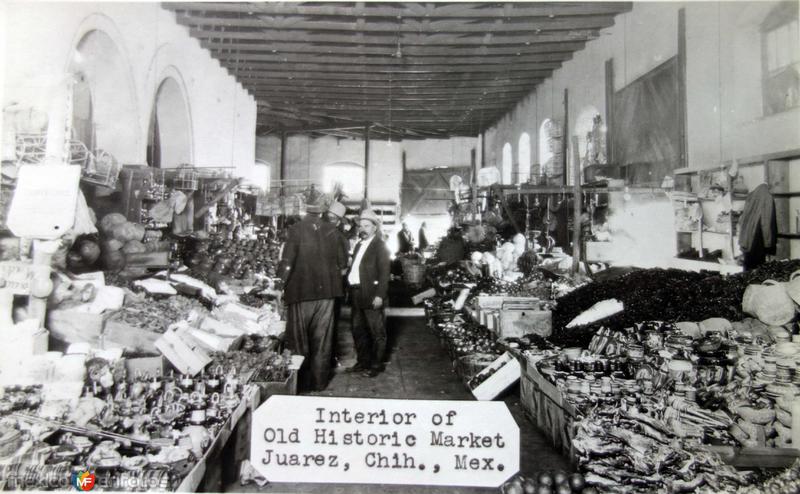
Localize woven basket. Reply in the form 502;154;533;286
403;263;426;285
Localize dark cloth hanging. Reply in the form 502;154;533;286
738;183;777;270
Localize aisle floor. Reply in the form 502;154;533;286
227;314;570;494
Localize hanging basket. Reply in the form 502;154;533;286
80;148;121;189
173;166;199;191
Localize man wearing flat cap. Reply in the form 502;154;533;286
280;199;348;391
345;209;391;377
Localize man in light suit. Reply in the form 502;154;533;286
346;209;391;378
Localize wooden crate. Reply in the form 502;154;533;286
499;309;552;338
707;445;800;469
176;385;259;492
254;370;298;405
102;317;161;353
520;360;576;458
47;309;111;347
470;352;521;401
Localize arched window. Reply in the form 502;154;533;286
501;143;513;185
323;161;364;201
518;132;531;184
539;119;558;178
148;76;192;168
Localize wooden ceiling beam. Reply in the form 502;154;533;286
238;73;545;85
220;61;561;77
255;92;521;106
200;40;586;57
188;27;600;45
166;2;632;19
248;84;533;96
175;12;616;33
211;51;572;66
222;61;560;75
240;76;542;89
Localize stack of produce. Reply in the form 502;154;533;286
553;260;800;337
109;294;209;334
439;320;502;358
571;406;748;492
208;338;287;378
184;236;281;283
738;458;800;494
501;471;593;494
531;315;800;491
95;213;169;273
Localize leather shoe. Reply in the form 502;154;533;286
362;369;381;378
344;364;366;373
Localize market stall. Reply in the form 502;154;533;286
0;147;303;491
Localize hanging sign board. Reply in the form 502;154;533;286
7;165;80;238
251;396;519;487
0;261;48;295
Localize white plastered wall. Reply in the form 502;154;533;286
2;2;256;174
484;1;800;178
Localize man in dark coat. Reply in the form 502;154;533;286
346;210;391;378
418;221;430;251
397;222;415;254
279;202;347;391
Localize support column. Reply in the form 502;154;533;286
279;132;287;197
363;125;370;209
562;89;569;185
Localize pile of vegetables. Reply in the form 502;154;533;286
210;347;289;379
184;236;281;282
426;263;480;286
109;295;208;333
553;260;800;336
441;321;502;357
501;472;591;494
91;213;169;273
738;458;800;494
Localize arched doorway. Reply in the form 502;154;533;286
147;76;192;168
67;29;139;162
518;132;531;184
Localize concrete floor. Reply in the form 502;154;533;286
227;308;570;494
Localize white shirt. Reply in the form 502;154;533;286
347;235;374;285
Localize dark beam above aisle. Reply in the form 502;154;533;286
165;1;632;139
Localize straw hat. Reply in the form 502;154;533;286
359;209;381;225
328;202;346;218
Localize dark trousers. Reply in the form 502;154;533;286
285;299;335;391
350;288;387;371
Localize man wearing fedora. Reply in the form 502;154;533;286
280;199;347;391
346;209;391;378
